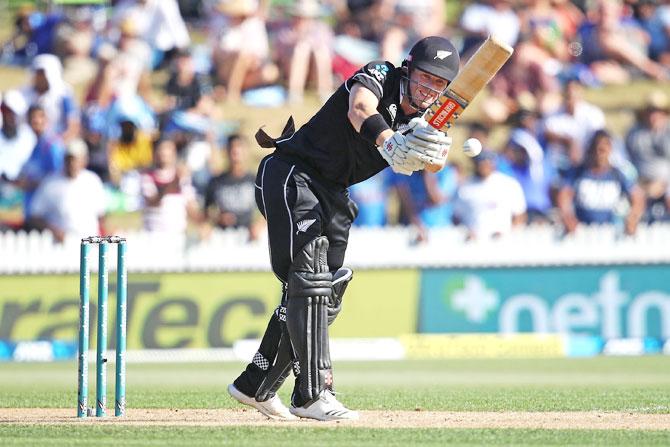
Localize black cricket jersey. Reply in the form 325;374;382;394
276;61;419;188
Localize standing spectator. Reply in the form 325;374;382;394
15;105;65;223
28;139;107;242
274;0;334;104
557;130;645;235
211;0;278;102
543;79;606;175
204;134;262;239
140;139;200;233
499;109;558;224
394;166;459;243
625;90;670;222
20;54;80;142
111;0;191;68
453;150;527;239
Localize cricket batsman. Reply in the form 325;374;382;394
227;36;459;421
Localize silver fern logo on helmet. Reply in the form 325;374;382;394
434;50;452;60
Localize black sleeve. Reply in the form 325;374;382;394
204;177;216;210
165;74;178;95
345;60;396;100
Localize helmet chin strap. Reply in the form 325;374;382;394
400;71;424;112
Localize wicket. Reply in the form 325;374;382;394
77;236;127;418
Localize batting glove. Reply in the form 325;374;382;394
405;118;452;169
378;131;425;176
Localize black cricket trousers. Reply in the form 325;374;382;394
254;153;358;282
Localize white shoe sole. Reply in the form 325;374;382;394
290;405;359;421
227;384;298;421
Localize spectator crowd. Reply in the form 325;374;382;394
0;0;669;243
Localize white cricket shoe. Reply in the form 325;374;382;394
289;390;359;421
227;383;298;421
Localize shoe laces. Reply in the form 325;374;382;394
321;390;347;409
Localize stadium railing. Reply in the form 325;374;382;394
1;223;670;274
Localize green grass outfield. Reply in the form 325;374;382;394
1;357;670;446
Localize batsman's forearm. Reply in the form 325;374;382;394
347;84;381;131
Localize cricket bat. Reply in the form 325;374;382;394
419;36;512;172
424;36;514;131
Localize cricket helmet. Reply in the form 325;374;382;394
405;36;460;82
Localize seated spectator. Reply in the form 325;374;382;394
658;1;670;64
466;1;542;122
460;0;520;55
59;7;98;87
81;106;110;183
0;91;35;180
514;0;569;110
394;166;459;243
0;91;35;211
164;49;213;111
107;114;154;186
348;170;390;227
467;122;496;155
625;90;670;221
378;0;445;65
106;94;156;138
453;150;527;240
543;79;606;175
28;139;107;242
557;130;645;235
83;43;118;109
204;134;262;240
140;139;200;233
0;6;64;65
550;0;586;42
274;0;334;104
111;0;190;68
162;104;217;195
111;18;153;100
578;0;668;83
15;105;65;223
328;2;381;82
211;0;279;102
20;54;80;142
634;0;670;64
499;109;558;224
